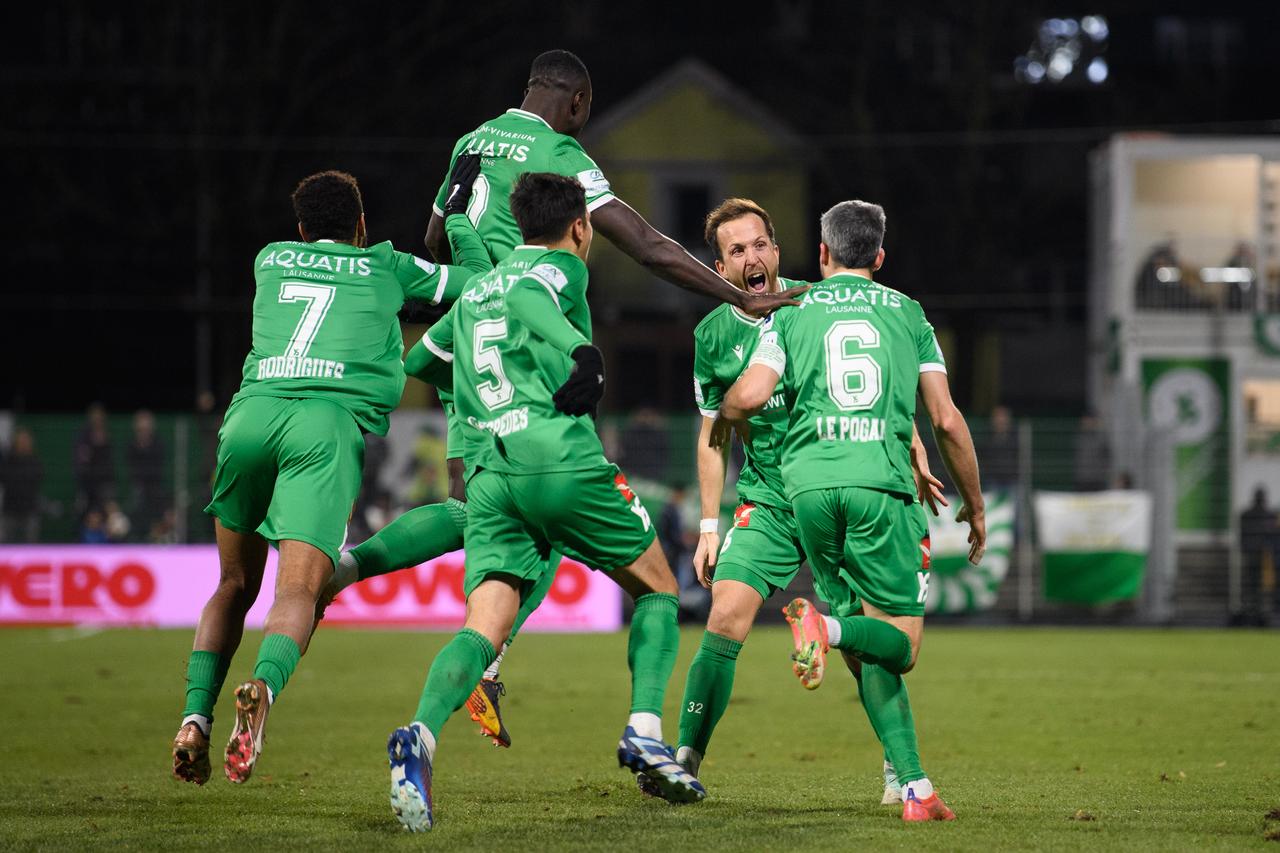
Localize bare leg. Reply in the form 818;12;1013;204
609;538;680;598
262;539;334;653
194;520;269;655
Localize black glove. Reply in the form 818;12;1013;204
553;344;605;417
442;154;482;216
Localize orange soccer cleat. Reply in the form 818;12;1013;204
902;789;956;822
465;679;511;748
782;598;829;689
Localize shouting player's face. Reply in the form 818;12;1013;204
714;214;780;294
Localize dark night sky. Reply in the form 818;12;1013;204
4;0;1278;414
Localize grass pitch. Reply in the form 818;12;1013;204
1;625;1277;851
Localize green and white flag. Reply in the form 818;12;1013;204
1035;490;1151;604
1142;357;1231;533
1255;314;1280;357
924;490;1014;614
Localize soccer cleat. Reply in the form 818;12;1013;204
388;726;433;832
171;722;211;785
224;679;271;784
465;679;511;748
902;789;956;822
782;598;829;690
634;772;663;799
617;726;706;804
881;760;904;805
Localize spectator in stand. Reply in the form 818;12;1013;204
618;407;669;484
1073;412;1111;491
1224;242;1257;312
74;403;115;514
349;433;390;543
192;390;223;543
659;483;693;588
1236;486;1278;627
1;427;44;542
127;409;169;541
195;390;222;482
104;499;131;542
81;507;108;544
978;405;1019;495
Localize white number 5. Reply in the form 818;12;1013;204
474;318;515;410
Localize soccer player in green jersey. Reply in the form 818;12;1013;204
327;49;806;749
386;173;704;832
171;164;490;786
673;199;945;804
713;200;985;823
424;50;801;314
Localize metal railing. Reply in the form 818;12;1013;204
1;410;1252;625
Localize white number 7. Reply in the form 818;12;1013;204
279;283;336;360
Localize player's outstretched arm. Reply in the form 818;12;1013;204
693;415;730;589
404;308;456;390
591;199;806;314
425;212;448;262
918;372;985;563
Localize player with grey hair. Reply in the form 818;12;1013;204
712;197;985;822
819;200;887;270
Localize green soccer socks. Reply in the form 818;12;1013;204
828;615;914;673
182;649;232;721
413;628;497;737
627;593;680;716
857;663;924;786
677;631;742;756
252;634;302;700
350;499;467;581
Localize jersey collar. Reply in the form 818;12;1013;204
515;244;548;250
729;305;765;325
506;108;554;130
824;272;875;285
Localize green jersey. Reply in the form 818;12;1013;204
433;109;614;262
749;273;946;499
448;245;605;475
233;219;488;436
692;278;804;510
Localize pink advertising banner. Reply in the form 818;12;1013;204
0;546;622;631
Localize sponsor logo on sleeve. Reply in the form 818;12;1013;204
575;169;610;196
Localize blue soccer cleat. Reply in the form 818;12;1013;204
388;725;434;831
617;726;706;804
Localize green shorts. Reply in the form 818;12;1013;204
205;395;363;567
462;464;657;599
713;500;804;600
791;486;930;617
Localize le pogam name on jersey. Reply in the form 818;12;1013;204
816;415;888;443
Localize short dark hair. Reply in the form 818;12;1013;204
704;198;777;261
510;172;587;243
820;200;885;269
528;49;590;93
291;170;363;241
